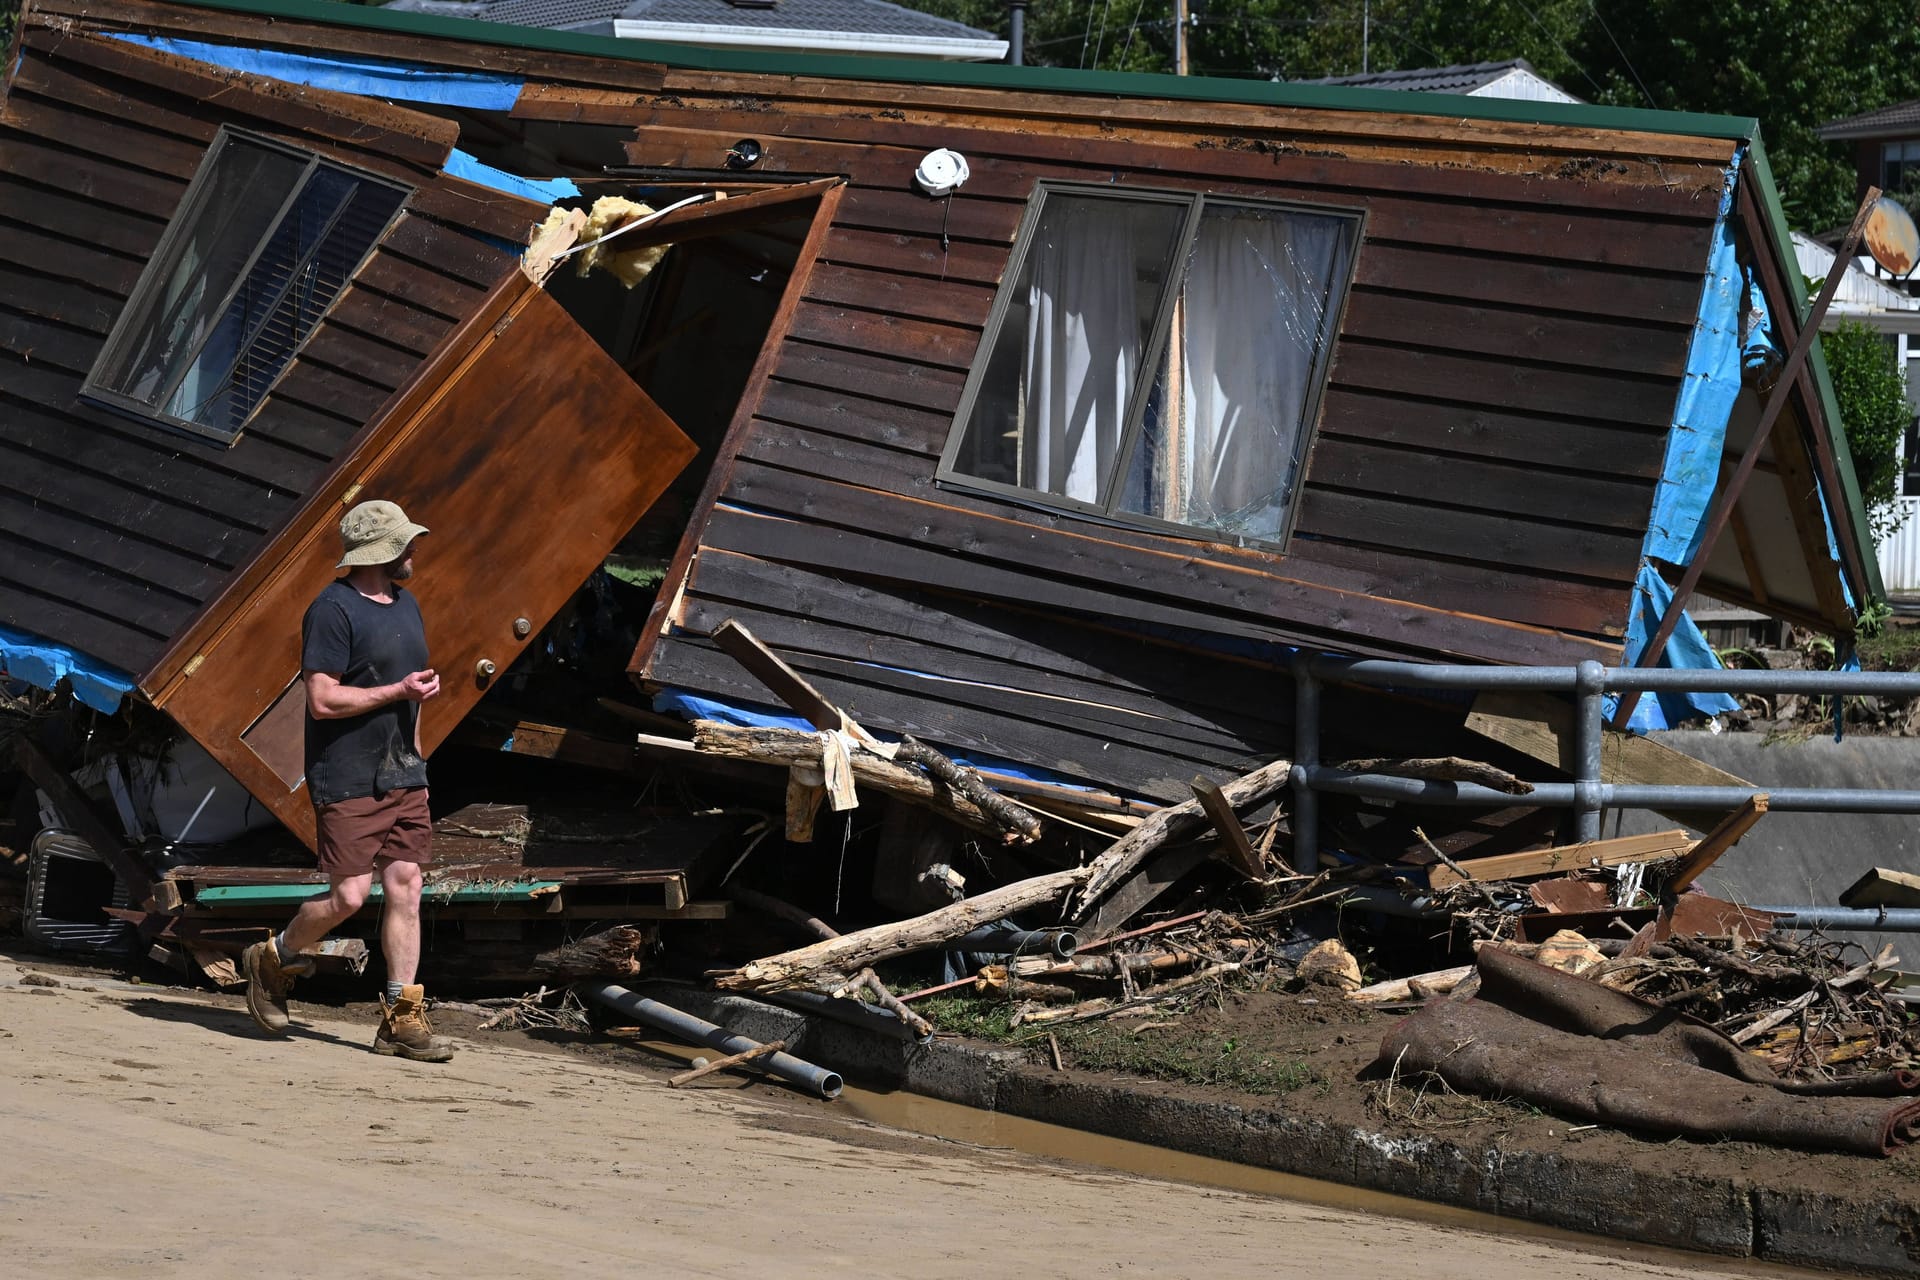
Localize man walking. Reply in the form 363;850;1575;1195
242;499;453;1062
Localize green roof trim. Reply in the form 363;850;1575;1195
136;0;1771;140
1744;138;1883;607
195;880;562;905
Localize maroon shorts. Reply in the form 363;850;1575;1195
313;787;433;878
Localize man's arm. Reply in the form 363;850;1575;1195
305;668;440;720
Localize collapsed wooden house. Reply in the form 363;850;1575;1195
0;0;1879;872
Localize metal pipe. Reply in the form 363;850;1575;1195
1335;882;1446;919
1007;0;1026;64
1308;655;1920;698
578;982;844;1099
765;987;934;1045
1302;767;1920;814
1291;652;1320;875
1572;659;1605;842
1750;906;1920;932
952;924;1077;959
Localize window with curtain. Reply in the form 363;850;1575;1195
939;183;1360;549
84;127;408;445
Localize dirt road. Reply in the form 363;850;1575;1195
0;964;1803;1279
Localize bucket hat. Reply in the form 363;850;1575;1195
336;499;429;569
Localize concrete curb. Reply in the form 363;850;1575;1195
639;983;1920;1276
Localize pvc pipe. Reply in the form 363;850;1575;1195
1302;767;1920;815
951;924;1077;959
765;988;934;1045
1573;659;1605;843
578;982;843;1099
1750;907;1920;932
1291;652;1320;875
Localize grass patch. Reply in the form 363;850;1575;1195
916;994;1317;1096
1050;1021;1318;1096
1859;624;1920;672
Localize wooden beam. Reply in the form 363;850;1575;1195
709;617;846;732
1079;843;1214;941
1189;777;1263;880
1424;828;1695;889
1839;867;1920;909
1666;795;1768;893
1614;186;1880;726
1727;497;1770;605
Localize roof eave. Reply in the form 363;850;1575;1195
93;0;1766;137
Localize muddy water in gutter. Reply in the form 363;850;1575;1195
629;1040;1822;1277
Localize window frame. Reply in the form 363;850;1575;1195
82;125;411;447
935;180;1364;553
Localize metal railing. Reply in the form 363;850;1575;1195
1287;654;1920;871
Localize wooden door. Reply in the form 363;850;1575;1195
146;274;697;847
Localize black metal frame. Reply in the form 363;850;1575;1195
82;125;410;447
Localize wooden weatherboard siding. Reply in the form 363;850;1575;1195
616;67;1726;793
0;22;530;679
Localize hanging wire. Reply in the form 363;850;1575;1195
1587;0;1657;109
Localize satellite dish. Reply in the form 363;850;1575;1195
1864;195;1919;276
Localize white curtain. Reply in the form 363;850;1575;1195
1018;208;1146;503
1171;210;1345;540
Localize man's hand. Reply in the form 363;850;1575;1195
399;669;440;702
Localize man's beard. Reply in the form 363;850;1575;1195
386;558;414;581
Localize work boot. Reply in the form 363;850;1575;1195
375;985;455;1062
242;940;315;1036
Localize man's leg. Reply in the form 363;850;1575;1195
242;873;371;1035
377;857;423;987
372;789;450;1062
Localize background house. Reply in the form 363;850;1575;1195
1300;58;1579;104
382;0;1009;61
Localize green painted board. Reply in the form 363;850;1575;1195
194;881;563;906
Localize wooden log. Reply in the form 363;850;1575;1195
669;1039;786;1087
856;969;935;1040
896;736;1042;843
785;764;826;842
692;720;1002;836
530;926;648;981
727;885;838;940
713;865;1090;992
1337;756;1534;795
1072;758;1293;919
1347;964;1476;1004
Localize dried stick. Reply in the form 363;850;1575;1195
669;1039;787;1087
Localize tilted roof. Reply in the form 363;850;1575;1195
384;0;996;41
1819;100;1920;142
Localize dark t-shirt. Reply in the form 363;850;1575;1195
301;579;430;806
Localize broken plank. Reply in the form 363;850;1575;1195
1665;795;1769;893
1189;777;1263;879
1080;844;1215;942
1840;866;1920;910
1424;829;1695;889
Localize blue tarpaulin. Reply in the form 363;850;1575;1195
105;34;579;202
0;624;136;714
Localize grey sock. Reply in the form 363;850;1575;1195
384;980;405;1003
273;932;298;964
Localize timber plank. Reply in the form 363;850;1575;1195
0;180;165;258
1303;438;1658;532
0;516;207;627
1294;487;1644;584
687;547;1293;716
0;556;169;673
678;586;1287;740
0;131;187;212
803;262;997;329
270;352;401;427
354;247;490;323
755;379;952;454
23;26;457;168
0;448;249;568
0;396;287;520
1353;242;1703;328
293;323;420;394
835;187;1024;246
1425;829;1696;888
784;299;979;371
818;227;1006;288
770;341;966;415
1330;339;1683;429
703;488;1619;667
1342;289;1690;380
2;73;208;177
1314;388;1669;479
0;263;122;334
0;486;231;601
651;639;1243;801
379;214;516;290
0;219;147;297
324;284;458;359
0;307;104;375
244;398;359;462
39;1;668;91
